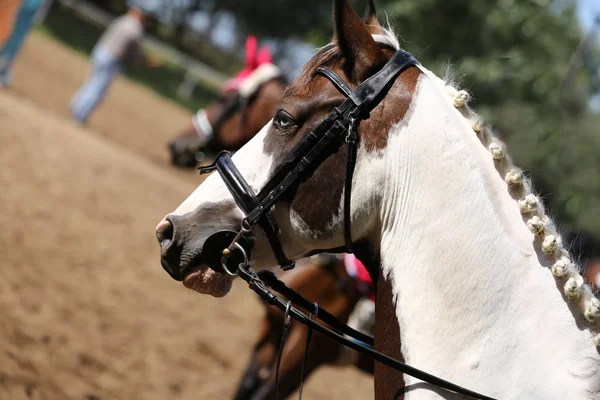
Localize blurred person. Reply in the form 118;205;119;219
0;0;49;87
0;0;22;47
70;7;160;124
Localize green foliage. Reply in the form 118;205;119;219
208;0;332;39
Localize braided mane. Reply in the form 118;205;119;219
374;26;600;348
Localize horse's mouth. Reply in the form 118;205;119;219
182;263;235;298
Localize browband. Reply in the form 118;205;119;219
316;67;353;96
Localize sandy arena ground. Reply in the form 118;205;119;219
0;33;373;399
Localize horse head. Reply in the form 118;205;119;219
157;0;412;295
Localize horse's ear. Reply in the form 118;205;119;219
363;0;384;35
334;0;386;82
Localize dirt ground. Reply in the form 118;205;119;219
0;33;373;399
9;33;195;182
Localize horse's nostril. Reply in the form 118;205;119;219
156;219;174;245
156;217;184;281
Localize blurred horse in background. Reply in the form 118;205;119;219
169;36;286;168
586;260;600;291
233;254;375;400
567;231;600;291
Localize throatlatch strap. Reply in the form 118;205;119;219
344;118;358;253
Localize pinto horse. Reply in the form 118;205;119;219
157;0;600;398
169;37;286;168
233;254;374;400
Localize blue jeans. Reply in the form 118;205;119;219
70;46;121;123
0;0;44;86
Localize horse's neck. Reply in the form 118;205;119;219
377;76;600;399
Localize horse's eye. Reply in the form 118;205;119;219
273;110;297;134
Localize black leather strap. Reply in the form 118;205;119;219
199;49;496;400
201;50;418;268
258;269;373;344
349;49;417;117
200;152;294;269
316;67;353;96
239;265;496;400
344;120;358;253
210;151;259;215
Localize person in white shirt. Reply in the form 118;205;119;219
70;7;160;124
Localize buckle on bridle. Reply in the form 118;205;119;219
222;219;252;257
346;116;358;144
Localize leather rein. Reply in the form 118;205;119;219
198;50;497;400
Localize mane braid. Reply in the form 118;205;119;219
361;20;600;348
432;77;600;348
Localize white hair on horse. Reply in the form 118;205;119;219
364;19;600;347
371;20;401;51
413;63;600;346
365;18;600;347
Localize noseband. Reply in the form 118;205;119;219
197;50;496;400
200;49;418;273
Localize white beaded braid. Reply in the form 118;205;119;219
518;194;539;214
505;168;523;185
488;142;505;160
453;90;471;108
445;86;600;347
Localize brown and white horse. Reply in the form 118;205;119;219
233;254;374;400
168;65;286;168
156;0;600;398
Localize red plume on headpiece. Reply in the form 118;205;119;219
244;35;258;71
222;36;273;92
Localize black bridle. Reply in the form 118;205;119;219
198;49;497;400
199;49;418;271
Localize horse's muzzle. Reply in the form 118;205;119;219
156;216;203;281
156;217;253;280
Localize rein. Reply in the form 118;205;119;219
198;49;497;400
238;262;496;400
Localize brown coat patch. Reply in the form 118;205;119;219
374;270;406;399
285;60;421;234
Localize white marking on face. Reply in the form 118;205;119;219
169;121;275;219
